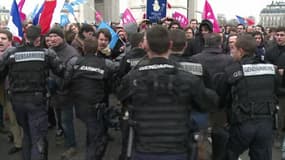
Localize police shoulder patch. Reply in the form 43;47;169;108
242;64;275;76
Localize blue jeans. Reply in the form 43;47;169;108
61;106;76;148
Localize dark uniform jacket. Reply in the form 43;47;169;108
118;47;146;78
118;57;218;154
0;45;63;98
64;54;112;104
214;55;278;124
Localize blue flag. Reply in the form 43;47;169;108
32;4;44;25
98;21;119;50
147;0;167;23
71;0;86;6
60;14;70;27
7;0;23;38
63;3;75;16
236;15;246;25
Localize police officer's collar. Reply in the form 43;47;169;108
148;57;174;65
241;54;256;64
201;47;223;54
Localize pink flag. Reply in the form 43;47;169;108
18;0;26;22
202;0;221;33
172;11;189;28
95;11;103;23
122;8;136;25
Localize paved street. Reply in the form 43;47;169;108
0;118;282;160
0;119;122;160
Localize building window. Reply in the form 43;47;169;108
95;0;103;3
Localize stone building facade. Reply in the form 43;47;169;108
260;1;285;27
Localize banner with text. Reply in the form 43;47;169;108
147;0;167;23
172;11;189;28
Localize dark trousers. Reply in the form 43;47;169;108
75;103;108;160
226;119;273;160
0;103;3;127
132;152;188;160
11;95;48;160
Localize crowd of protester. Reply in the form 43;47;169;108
0;16;284;160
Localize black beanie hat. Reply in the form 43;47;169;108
199;19;213;32
48;27;64;39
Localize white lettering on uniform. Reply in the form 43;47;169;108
79;65;105;74
138;64;175;71
12;51;45;62
242;64;275;76
127;59;140;67
179;62;203;76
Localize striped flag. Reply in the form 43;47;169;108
39;0;65;35
32;4;44;25
7;0;23;42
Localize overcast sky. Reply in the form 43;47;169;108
1;0;276;22
198;0;274;21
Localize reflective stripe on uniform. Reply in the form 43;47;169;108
242;64;275;76
77;65;105;74
11;51;45;62
179;62;203;76
138;64;175;71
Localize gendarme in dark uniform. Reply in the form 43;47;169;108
64;39;113;160
0;26;63;160
117;26;218;160
215;34;278;160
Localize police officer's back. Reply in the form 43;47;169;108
0;25;63;160
117;26;218;160
65;39;112;105
64;38;112;160
214;34;277;160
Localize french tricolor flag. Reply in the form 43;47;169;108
39;0;65;35
7;0;23;43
